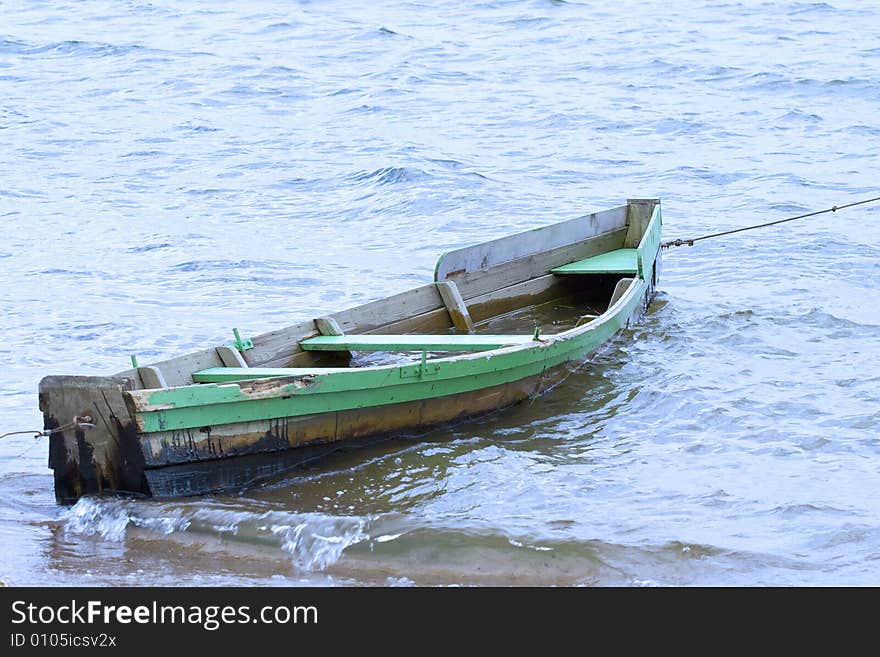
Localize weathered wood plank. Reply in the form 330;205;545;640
140;412;338;468
624;198;658;248
216;345;248;368
137;366;168;389
138;370;551;476
244;319;320;368
143;442;342;497
316;316;345;336
119;287;443;385
435;204;628;281
315;315;351;360
364;307;452;336
466;273;568;323
436;280;475;333
124;346;224;388
445;228;627;300
39;375;147;501
330;283;445;333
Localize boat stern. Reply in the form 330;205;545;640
39;375;150;503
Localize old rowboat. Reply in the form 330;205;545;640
40;198;662;502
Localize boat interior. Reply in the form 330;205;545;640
118;199;660;389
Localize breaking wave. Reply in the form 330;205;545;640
60;499;371;572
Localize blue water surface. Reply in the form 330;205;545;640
1;0;879;586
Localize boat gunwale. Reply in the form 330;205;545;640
111;201;656;388
126;276;649;420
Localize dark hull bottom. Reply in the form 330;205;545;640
145;438;354;498
144;406;506;499
44;337;603;502
142;365;574;499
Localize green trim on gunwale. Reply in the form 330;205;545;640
135;278;649;434
637;205;662;278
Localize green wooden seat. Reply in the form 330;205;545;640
551;248;638;275
299;334;542;352
193;335;551;382
193;367;351;383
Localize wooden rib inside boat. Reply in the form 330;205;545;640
39;198;662;501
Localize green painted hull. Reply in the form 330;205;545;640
135;280;649;434
138;277;652;497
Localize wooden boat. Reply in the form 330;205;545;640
40;198;662;502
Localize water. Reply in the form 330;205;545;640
2;0;879;586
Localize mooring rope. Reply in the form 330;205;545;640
0;429;46;440
0;416;95;441
661;195;880;249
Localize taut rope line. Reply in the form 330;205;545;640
0;416;95;441
661;195;880;249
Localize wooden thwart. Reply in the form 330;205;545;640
193;367;352;383
551;248;638;275
299;333;544;352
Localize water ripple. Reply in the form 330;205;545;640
2;0;879;587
